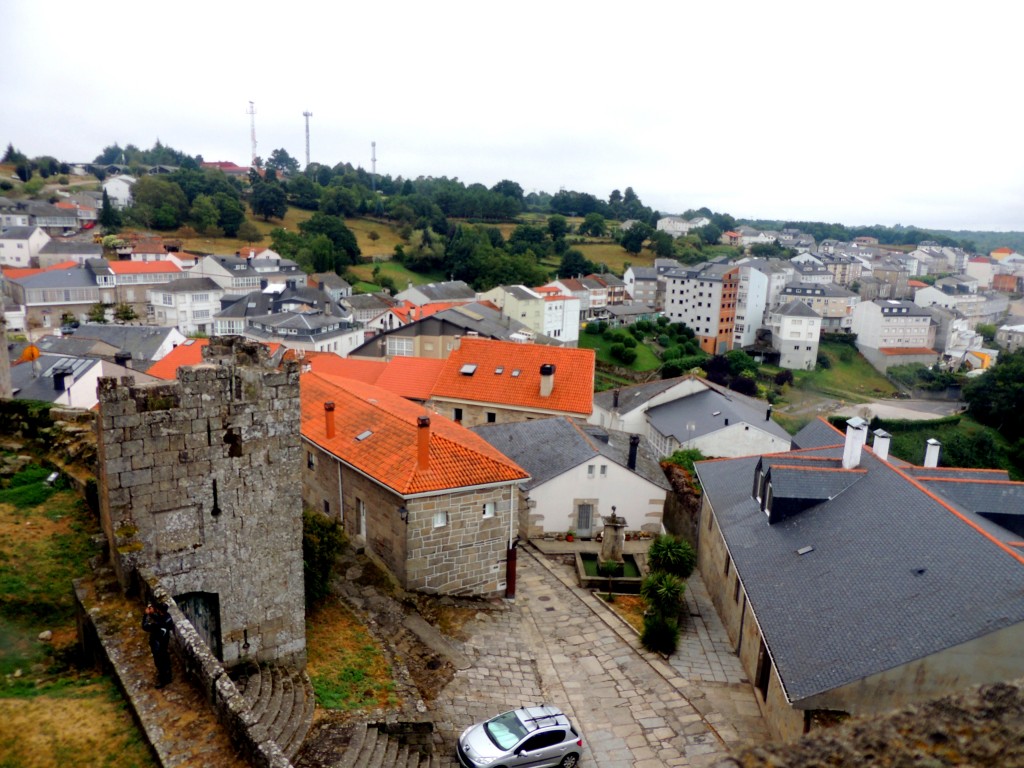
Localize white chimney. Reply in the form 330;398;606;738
539;363;555;398
842;417;867;469
872;428;891;462
924;438;941;468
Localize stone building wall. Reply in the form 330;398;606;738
428;399;571;428
96;337;306;669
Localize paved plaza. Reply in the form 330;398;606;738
430;546;768;767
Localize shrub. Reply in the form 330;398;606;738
641;613;680;654
647;535;697;578
817;353;832;369
621;348;638;365
610;343;625;360
774;369;794;386
302;508;345;607
640;571;686;619
623;336;637;349
657;334;671;348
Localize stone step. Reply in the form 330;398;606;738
366;727;388;767
334;722;368;768
275;669;315;759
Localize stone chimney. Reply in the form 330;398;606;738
924;438;941;468
872;428;891;462
324;401;335;439
842;417;868;469
628;434;640;470
539;364;556;398
417;415;431;470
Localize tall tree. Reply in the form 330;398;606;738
266;148;300;175
99;189;121;229
250;182;287;221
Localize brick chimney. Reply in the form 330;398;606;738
539;364;556;398
842;417;867;469
324;401;335;439
417;416;430;470
628;434;640;470
924;438;941;468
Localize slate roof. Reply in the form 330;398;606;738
9;353;99;402
592;375;698;416
59;324;182;363
472;417;669;491
696;445;1024;704
160;277;223;293
431;338;594;417
401;280;477;303
646;387;791;444
791;417;844;450
0;226;42;240
776;300;820;318
301;372;528;496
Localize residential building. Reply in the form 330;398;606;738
851;298;937;371
340;292;396;325
310;272;353;302
189;254;306;297
872;259;911;299
481;285;580;344
300;372;528;597
0;226;50;268
38;239;102;268
426;337;594;426
393;280;476;307
150;277;225;335
996;322;1024;353
663;262;739;354
588;273;628;304
102;175;136;209
769;300;821;370
695;419;1024;740
913;284;1010;328
779;283;859;333
8;351;157;408
656;215;709;237
473;418;669;539
623;265;658;305
589;375;790;459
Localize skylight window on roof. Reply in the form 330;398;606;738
796;546;814;555
355;430;373;441
460;364;478;376
512;369;521;377
495;367;504;375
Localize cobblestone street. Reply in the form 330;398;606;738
430;546;767;767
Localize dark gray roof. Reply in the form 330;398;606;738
776;300;820;318
696;447;1024;703
791;417;843;450
593;375;696;415
62;324;182;362
405;280;476;302
220;286;346;319
0;226;40;240
341;293;395;311
646;387;791;444
471;417;668;491
9;353;99;403
10;265;96;289
39;242;102;257
628;267;657;280
161;277;223;294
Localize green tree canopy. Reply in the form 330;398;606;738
250;181;287;221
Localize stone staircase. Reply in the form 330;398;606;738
333;722;447;768
234;662;316;760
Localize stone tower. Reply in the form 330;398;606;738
96;337;305;668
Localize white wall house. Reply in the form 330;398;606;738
149;277;226;336
101;175;136;209
770;300;821;370
0;226;50;268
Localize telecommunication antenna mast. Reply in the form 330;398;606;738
303;111;313;167
247;101;258;167
370;141;377;195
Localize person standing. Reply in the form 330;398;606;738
142;601;174;688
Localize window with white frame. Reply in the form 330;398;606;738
587;464;595;478
482;502;496;519
600;465;607;477
433;510;448;528
387;336;414;357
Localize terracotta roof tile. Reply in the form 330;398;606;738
431;338;594;417
301;372;528;495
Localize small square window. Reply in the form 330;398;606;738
453;408;463;422
482;502;496;519
323;500;330;515
433;510;448;528
587;465;595;478
486;412;496;423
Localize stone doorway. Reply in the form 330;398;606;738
177;591;223;661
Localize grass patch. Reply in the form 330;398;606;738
578;332;662;372
347;258;444;289
0;676;157;768
346;217;404;259
305;600;396;712
792;342;896;401
606;594;645;633
572;241;653;276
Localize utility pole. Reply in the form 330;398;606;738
247;101;257;167
303;111;313;168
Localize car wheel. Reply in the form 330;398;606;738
560;755;579;768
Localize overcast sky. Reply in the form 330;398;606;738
2;1;1021;232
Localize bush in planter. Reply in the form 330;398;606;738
647;534;697;579
641;613;680;654
640;571;686;620
598;560;623;577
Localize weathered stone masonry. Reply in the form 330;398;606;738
96;337;306;669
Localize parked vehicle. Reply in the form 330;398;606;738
457;705;583;768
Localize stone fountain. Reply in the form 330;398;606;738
600;507;627;564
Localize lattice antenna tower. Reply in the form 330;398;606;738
303;111;313;168
371;141;377;194
247;101;258;167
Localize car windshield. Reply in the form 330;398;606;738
484;711;528;750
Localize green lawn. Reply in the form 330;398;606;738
791;342;896;401
578;331;662;372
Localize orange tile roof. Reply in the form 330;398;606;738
306;354;387;384
108;261;181;274
390;300;461;324
301;354;444;401
431;337;594;417
301;372;528;495
879;347;936;356
146;339;209;378
3;260;78;280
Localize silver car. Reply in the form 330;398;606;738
457;705;583;768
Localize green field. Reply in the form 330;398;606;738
790;342;897;401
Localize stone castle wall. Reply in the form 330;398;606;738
96;337;306;668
